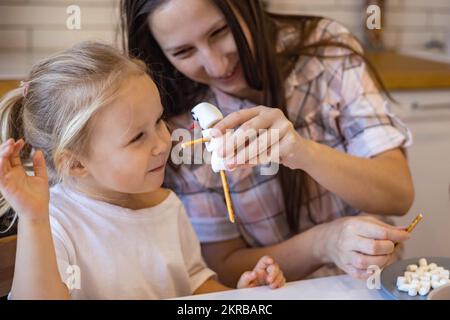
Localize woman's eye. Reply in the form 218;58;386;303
130;132;144;143
173;48;193;58
211;25;229;37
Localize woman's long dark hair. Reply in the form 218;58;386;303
120;0;391;233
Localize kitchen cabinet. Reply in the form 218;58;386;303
391;90;450;258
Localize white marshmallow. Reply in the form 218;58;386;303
428;263;437;270
396;276;406;287
419;258;428;268
191;102;224;130
210;150;227;173
397;284;410;292
397;258;450;297
408;286;418;296
202;129;224;153
431;274;440;282
420;275;431;282
432;281;442;289
419;284;431;296
407;264;418;272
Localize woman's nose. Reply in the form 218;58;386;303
200;49;228;78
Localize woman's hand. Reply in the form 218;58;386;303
237;255;286;289
0;139;49;222
320;216;410;279
212;106;304;170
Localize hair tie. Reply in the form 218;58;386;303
20;80;30;98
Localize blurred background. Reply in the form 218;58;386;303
0;0;449;282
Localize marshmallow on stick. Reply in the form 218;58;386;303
191;102;228;172
190;102;235;223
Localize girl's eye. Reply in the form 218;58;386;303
211;25;229;37
157;115;166;125
130;132;144;143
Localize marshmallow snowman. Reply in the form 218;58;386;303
191;102;228;172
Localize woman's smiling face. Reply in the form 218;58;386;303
148;0;254;99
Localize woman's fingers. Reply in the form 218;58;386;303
212;107;263;135
349;251;391;270
353;236;395;256
221;125;259;160
225;134;277;169
355;219;410;243
346;265;370;279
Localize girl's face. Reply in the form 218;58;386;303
78;74;171;200
149;0;253;99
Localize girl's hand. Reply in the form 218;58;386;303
0;139;49;222
322;216;410;279
212;106;304;170
237;255;286;289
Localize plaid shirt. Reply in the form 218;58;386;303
164;19;412;248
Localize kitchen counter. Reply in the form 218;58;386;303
366;51;450;90
175;275;389;300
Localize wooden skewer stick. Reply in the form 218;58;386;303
181;137;210;148
395;213;423;249
220;170;235;223
406;213;423;233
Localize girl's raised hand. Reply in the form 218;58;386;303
237;255;286;289
0;139;49;222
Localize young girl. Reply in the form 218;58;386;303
0;41;285;300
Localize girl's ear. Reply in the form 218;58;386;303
55;150;89;178
69;159;89;178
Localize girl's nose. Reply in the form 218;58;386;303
151;129;171;156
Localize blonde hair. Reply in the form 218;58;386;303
0;41;147;217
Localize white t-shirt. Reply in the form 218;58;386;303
48;183;216;300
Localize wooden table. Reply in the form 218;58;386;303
0;235;16;298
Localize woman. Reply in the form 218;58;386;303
121;0;414;286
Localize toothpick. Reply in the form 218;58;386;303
220;170;235;223
406;213;423;233
395;213;423;249
181;137;210;148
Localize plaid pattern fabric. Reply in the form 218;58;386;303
164;19;412;248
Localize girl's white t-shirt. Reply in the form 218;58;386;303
48;183;216;300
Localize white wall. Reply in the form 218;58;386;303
265;0;450;50
0;0;449;52
0;0;119;52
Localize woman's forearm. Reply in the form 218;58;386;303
207;223;329;287
297;140;414;215
10;217;69;300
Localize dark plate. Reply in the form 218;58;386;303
380;257;450;300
